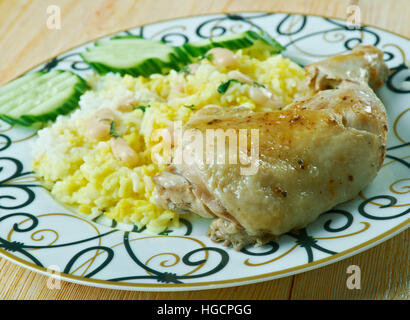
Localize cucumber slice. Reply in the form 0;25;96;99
0;70;89;126
182;30;285;57
81;36;190;77
80;32;284;77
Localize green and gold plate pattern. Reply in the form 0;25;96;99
0;13;408;291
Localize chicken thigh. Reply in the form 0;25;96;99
153;46;389;249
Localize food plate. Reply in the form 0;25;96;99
0;12;409;291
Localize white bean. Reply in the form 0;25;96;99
172;84;184;93
86;108;116;140
187;63;200;74
249;86;272;103
95;108;116;121
86;120;111;140
203;104;222;109
207;48;237;68
249;86;281;108
227;70;254;84
110;137;139;167
249;86;282;108
197;104;223;116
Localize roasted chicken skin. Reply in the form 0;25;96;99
153;46;389;250
305;45;389;92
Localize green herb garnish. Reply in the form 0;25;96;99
180;66;190;75
217;79;243;94
110;121;120;138
204;53;213;61
183;104;195;110
133;105;150;112
253;81;266;88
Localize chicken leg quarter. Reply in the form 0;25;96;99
153;45;389;250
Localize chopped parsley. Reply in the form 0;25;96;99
110;121;120;138
133;105;150;112
253;81;266;88
204;53;214;61
183;104;195;110
180;65;190;75
217;79;244;94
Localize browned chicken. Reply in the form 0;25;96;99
153;46;389;250
305;45;389;92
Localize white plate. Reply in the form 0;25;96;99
0;12;409;291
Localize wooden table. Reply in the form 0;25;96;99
0;0;408;300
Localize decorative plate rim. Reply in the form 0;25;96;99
0;219;407;291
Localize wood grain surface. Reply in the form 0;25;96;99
0;0;409;300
